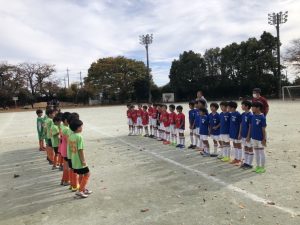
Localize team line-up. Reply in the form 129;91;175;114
126;100;267;174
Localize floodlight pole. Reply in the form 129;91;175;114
140;34;153;103
268;11;288;98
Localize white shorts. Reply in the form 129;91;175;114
170;125;176;134
251;139;264;148
136;117;142;126
127;118;133;126
200;135;209;141
211;135;220;141
177;129;184;134
220;134;230;142
231;138;242;144
242;138;252;147
150;118;157;126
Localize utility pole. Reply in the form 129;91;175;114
67;68;70;88
268;11;288;98
63;77;66;88
79;71;83;88
139;34;153;103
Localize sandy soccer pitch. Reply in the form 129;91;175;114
0;100;299;225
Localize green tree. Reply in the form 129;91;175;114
286;38;300;75
85;56;150;103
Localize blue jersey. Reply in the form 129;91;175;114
241;112;253;138
220;112;230;134
194;109;201;128
229;111;241;139
189;109;196;129
199;114;209;135
209;112;220;135
251;114;267;141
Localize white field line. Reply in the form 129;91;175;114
86;123;299;216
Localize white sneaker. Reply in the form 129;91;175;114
84;189;93;195
75;191;88;198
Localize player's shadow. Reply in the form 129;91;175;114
0;148;73;221
117;135;257;192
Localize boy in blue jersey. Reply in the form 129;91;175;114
219;102;231;161
194;101;201;151
228;101;242;166
209;103;221;157
199;108;210;156
188;101;197;149
250;101;267;173
239;100;253;169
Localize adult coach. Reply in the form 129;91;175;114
252;88;269;116
195;90;207;108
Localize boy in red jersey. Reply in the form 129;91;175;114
126;104;133;136
130;105;138;135
152;104;158;138
147;103;154;137
175;105;185;149
161;105;170;144
168;104;177;146
136;104;143;135
142;105;149;137
157;104;163;140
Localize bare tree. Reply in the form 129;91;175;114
285;38;300;74
18;63;55;96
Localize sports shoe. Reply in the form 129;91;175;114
191;145;197;149
163;141;171;145
75;191;88;198
221;157;230;162
210;153;218;157
63;181;70;186
59;166;63;171
202;152;210;157
179;145;185;149
217;155;223;159
252;166;261;172
60;180;64;186
188;144;193;149
71;185;80;192
83;189;93;195
256;167;266;174
144;134;149;137
176;144;181;148
52;166;58;170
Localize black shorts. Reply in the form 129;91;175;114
64;157;68;161
47;139;52;147
74;167;90;175
53;147;58;154
68;159;72;169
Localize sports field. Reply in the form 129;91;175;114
0;100;299;225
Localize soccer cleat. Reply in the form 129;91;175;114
71;185;80;192
52;166;58;170
179;145;185;149
256;167;266;174
210;153;218;157
252;166;261;172
202;152;210;157
83;189;93;195
221;157;230;162
176;144;181;148
75;191;88;198
188;144;193;149
60;180;64;186
63;181;70;186
191;145;197;149
217;155;223;159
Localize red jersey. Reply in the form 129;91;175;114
175;113;185;130
127;109;132;118
148;106;154;118
142;111;149;125
252;96;269;115
152;108;158;119
160;112;170;127
131;110;137;123
136;108;143;117
169;112;177;125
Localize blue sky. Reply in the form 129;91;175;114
0;0;300;86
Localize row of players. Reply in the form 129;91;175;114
36;108;92;198
126;100;267;174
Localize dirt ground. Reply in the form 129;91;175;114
0;100;299;225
